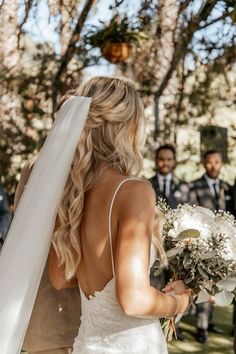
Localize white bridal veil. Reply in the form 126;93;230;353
0;96;91;354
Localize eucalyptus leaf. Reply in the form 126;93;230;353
197;265;209;279
175;229;200;240
201;251;217;260
183;254;192;268
216;278;236;291
166;247;182;258
215;290;234;306
154;268;164;276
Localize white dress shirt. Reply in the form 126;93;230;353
204;174;220;197
157;172;172;197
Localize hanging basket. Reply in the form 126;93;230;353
101;42;132;63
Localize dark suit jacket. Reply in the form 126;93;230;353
189;175;234;213
149;174;189;209
0;183;12;242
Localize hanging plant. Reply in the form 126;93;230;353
84;15;146;63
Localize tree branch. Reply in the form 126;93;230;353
154;0;219;99
52;0;94;111
179;0;193;13
115;0;125;7
152;0;220;139
18;0;34;48
196;0;218;22
198;10;234;30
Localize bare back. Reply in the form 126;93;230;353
76;167;138;298
72;169;169;354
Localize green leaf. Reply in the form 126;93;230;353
215;290;234;306
197;265;209;279
175;229;200;240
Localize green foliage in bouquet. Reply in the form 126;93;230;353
84;15;146;48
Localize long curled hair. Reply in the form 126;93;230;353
52;76;166;279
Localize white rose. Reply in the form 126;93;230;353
168;205;215;240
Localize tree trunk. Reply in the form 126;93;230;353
153;0;179;139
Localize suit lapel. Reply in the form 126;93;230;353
150;176;162;201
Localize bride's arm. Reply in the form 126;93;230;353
115;180;190;318
49;244;78;289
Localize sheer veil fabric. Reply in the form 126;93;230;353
0;96;91;354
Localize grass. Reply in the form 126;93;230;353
168;305;234;354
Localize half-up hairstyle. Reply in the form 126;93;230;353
52;77;146;279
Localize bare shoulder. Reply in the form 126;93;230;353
116;178;156;217
118;178;155;200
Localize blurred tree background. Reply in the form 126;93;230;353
0;0;236;202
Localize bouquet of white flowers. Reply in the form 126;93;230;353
155;200;236;339
156;200;236;304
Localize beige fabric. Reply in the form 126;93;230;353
27;349;72;354
15;158;81;352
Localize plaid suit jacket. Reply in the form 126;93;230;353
189;175;234;213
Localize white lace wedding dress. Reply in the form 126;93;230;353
72;179;168;354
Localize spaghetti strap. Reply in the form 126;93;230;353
108;177;143;278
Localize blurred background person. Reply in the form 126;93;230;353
149;144;189;208
0;182;12;249
189;149;234;344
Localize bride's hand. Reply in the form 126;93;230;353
163;280;193;315
162;280;189;295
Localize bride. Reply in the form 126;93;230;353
48;76;191;353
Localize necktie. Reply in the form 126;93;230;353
163;178;167;199
212;182;219;210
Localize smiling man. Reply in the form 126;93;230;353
190;150;234;212
149;144;189;208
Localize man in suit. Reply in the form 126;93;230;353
149;144;189;340
0;183;12;249
189;149;234;344
149;144;189;208
16;158;81;354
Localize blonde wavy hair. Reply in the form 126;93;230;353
52;76;166;279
